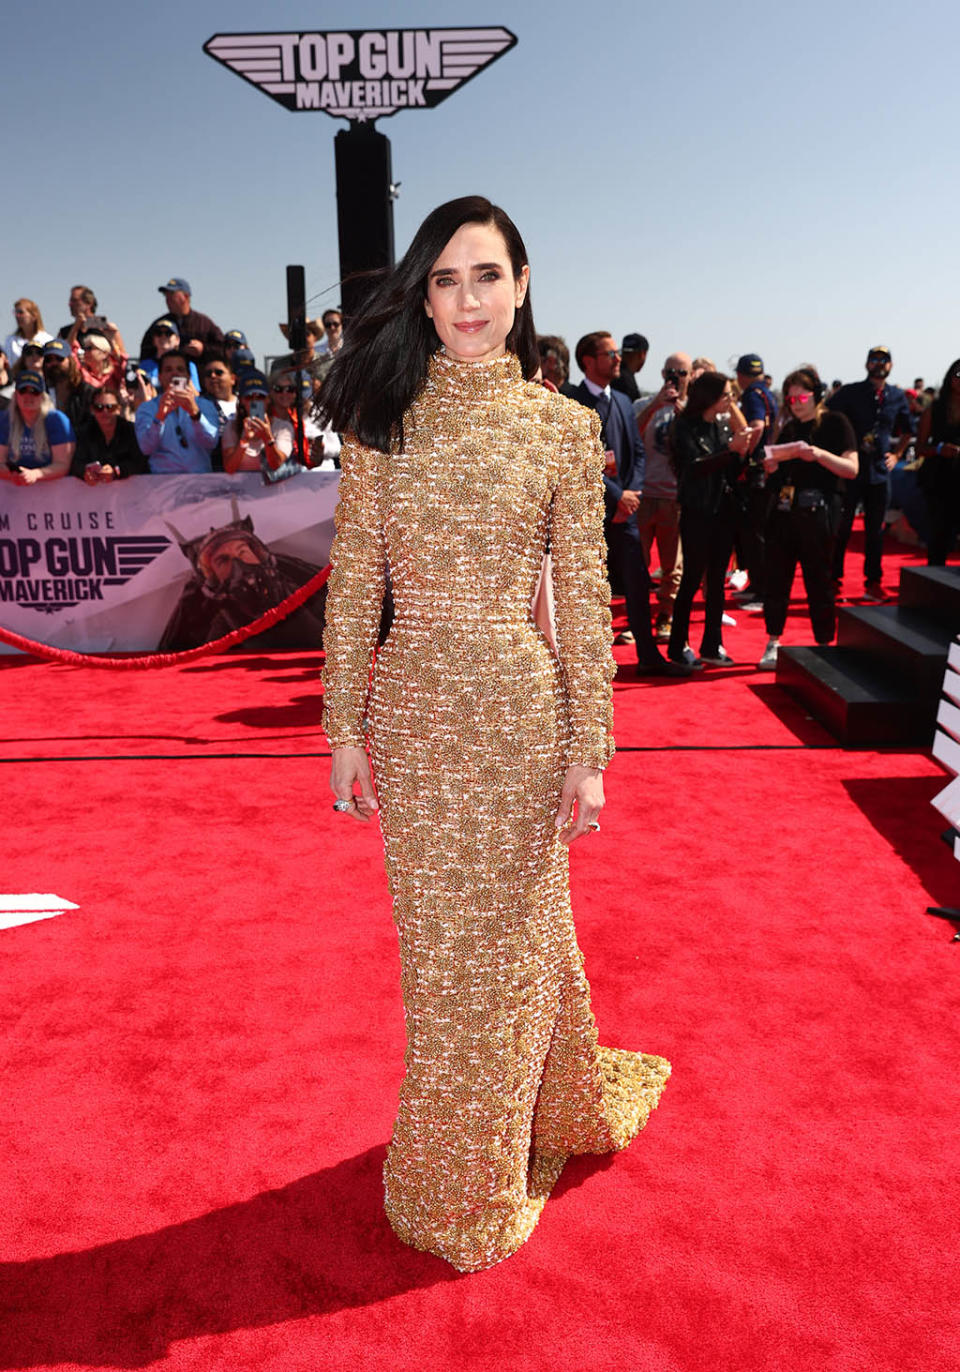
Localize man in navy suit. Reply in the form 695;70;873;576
569;332;690;676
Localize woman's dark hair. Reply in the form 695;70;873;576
317;195;538;453
931;358;960;432
683;370;730;422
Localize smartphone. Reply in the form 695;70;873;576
249;399;266;421
170;377;188;392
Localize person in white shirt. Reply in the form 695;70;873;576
4;298;52;364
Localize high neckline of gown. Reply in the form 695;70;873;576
427;349;523;401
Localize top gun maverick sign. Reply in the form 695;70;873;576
204;27;517;123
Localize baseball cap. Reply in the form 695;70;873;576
43;338;71;360
16;369;45;393
239;370;268;397
867;345;891;360
152;317;180;336
158;277;191;295
736;353;764;377
621;333;648;353
232;347;256;368
224;329;248;347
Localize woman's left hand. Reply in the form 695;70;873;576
555;764;605;845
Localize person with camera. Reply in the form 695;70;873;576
914;358;960;566
222;370;293;475
757;367;857;670
71;385;147;483
134;352;220;473
666;372;754;667
0;370;74;484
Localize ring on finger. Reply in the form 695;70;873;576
332;798;354;813
587;820;601;832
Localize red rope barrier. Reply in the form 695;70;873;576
0;565;331;669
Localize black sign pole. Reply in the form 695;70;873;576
285;265;308;466
334;121;396;321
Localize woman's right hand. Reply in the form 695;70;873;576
330;745;379;822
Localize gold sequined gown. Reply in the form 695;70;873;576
322;351;670;1272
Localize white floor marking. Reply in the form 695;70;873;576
0;894;79;931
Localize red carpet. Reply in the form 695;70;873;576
1;526;957;1371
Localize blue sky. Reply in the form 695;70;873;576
5;0;957;389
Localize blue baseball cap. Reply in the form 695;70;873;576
736;353;764;377
224;329;248;347
232;347;256;368
43;338;72;360
239;370;268;398
159;277;191;295
16;369;45;393
152;316;180;336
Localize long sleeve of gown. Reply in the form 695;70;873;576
549;405;616;771
321;435;387;749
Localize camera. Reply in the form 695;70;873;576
664;369;682;387
124;359;141;387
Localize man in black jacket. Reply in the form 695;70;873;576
140;278;225;365
568;331;690;676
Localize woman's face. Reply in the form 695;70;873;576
84;342;110;375
424;222;529;364
16;388;43;422
269;378;297;415
153;329;178;357
14;303;37;338
786;385;817;422
92;393;120;432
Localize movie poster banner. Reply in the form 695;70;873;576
0;471;341;654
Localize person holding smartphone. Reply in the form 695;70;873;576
221;370;295;474
133;351;220;473
71;386;147;483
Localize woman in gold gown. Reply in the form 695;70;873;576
320;197;669;1272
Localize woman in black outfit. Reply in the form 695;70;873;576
71;385;148;483
758;366;857;669
915;359;960;566
667;371;752;668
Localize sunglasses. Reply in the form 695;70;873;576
789;392;814;404
19;388;42;396
271;384;297;393
92;402;119;412
205;369;228;378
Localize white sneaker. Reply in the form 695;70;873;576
758;639;779;670
721;612;737;627
729;569;749;591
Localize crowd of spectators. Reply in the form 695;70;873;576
0;280;343;486
1;281;952;670
535;330;942;671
